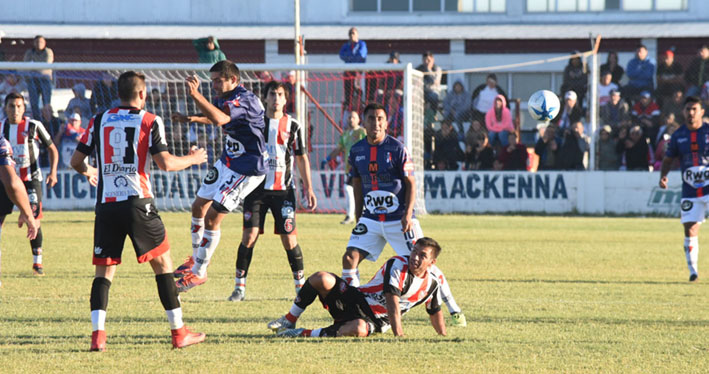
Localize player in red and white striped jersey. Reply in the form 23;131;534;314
267;237;446;338
0;92;57;276
71;71;208;351
228;81;317;301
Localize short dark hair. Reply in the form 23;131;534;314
34;35;44;41
209;60;240;83
422;50;434;58
363;102;387;118
415;237;442;259
636;44;647;51
487;73;497;82
684;95;702;107
263;80;290;102
117;71;146;101
4;92;25;107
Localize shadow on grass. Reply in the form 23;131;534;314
467;277;699;286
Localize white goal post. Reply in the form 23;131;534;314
0;61;426;214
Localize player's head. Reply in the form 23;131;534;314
209;60;240;95
263;80;288;114
117;71;147;107
684;96;705;126
4;92;25;124
410;237;441;275
363;103;388;144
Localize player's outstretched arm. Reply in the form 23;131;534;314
171;112;213;125
45;143;59;187
0;165;38;239
658;156;676;189
152;146;207;172
385;292;404;337
429;309;447;336
185;75;231;126
295;154;317;211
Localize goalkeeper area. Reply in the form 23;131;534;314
0;212;705;373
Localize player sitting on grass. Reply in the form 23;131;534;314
267;237;447;337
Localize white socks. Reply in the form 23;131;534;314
345;184;355;219
165;308;184;330
684;236;699;276
91;310;106;331
191;229;221;278
342;269;359;287
191;217;205;259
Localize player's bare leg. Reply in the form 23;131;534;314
229;227;259;301
342;247;366;287
280;233;305;294
268;271;336;333
175;197;212;278
683;222;700;282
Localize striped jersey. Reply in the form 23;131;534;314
358;255;442;328
1;117;53;182
666;122;709;198
76;106;168;204
0;135;13;167
348;135;414;221
213;85;267;176
262;114;305;191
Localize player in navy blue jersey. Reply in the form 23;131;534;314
171;61;267;292
659;96;708;282
341;102;467;326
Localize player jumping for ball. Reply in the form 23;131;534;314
659;96;708;282
340;102;466;326
268;237;446;337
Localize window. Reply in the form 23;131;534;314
526;0;686;12
351;0;505;12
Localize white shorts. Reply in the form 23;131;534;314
680;196;709;224
346;217;423;261
196;160;265;213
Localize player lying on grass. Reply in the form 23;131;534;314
267;237;447;337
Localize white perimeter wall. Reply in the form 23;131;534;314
43;170;684;217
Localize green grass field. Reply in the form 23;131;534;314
0;212;706;373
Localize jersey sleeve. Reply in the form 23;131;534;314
291;118;306;156
0;137;13;166
382;257;406;297
665;131;679;158
400;145;414;177
149;115;169;155
75;115;97;155
33;121;53;147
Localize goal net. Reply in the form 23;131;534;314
0;62;426;214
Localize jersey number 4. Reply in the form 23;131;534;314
108;127;136;164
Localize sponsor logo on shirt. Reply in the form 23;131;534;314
364;190;399;214
683;165;709;188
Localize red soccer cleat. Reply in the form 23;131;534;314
90;330;106;352
32;263;45;276
175;272;207;293
171;326;205;348
173;256;194;278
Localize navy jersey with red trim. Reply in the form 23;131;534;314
666;122;709;198
213;85;267;176
76;106;168;204
2;117;53;182
0;136;13;166
262;114;306;191
348;135;414;221
358;255;442;327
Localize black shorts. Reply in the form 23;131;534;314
0;179;43;219
321;275;384;333
93;197;169;266
242;186;297;235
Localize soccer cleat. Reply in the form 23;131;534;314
689;274;698;282
32;264;45;276
340;216;355;225
276;328;305;337
173;256;194;278
90;330;106;352
175;273;207;293
451;312;467;327
171;326;206;348
227;287;245;302
267;315;295;331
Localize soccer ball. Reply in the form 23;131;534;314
528;90;560;122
